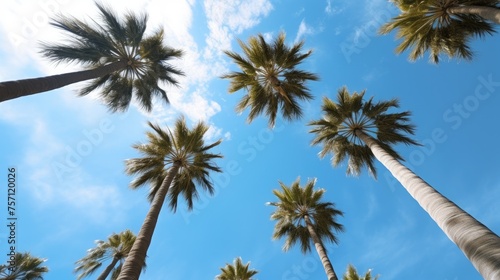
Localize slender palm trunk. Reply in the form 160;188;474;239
448;5;500;24
0;60;127;103
356;130;500;280
117;162;181;280
304;215;338;280
96;256;120;280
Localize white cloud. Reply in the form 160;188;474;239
295;19;316;43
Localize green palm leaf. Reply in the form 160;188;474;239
215;257;258;280
0;252;48;280
36;2;183;111
222;32;319;127
380;0;498;63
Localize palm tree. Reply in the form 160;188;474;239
0;2;183;112
116;116;223;280
222;32;319;128
0;252;48;280
380;0;500;63
268;177;344;280
309;87;500;280
342;264;378;280
74;229;145;280
215;257;258;280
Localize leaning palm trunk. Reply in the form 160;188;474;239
304;215;338;280
96;256;119;280
0;60;127;102
448;5;500;24
117;162;181;280
356;130;500;280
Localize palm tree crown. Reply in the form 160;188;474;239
215;257;258;280
342;264;379;280
39;2;184;111
380;0;499;63
309;86;419;178
126;117;223;211
0;252;48;280
269;177;344;253
222;32;319;128
74;229;144;280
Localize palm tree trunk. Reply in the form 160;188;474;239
304;214;338;280
96;256;120;280
355;130;500;280
448;5;500;24
117;162;181;280
0;60;128;103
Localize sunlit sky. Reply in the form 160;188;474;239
1;0;500;279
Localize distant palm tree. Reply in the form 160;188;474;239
268;177;344;280
0;252;48;280
74;229;145;280
0;2;183;112
222;32;319;128
380;0;500;63
342;264;378;280
309;87;500;280
117;116;223;280
215;257;258;280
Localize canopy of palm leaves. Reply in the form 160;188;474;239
222;32;319;127
126;116;223;211
40;2;183;111
0;252;48;280
342;264;379;280
380;0;498;63
269;177;344;253
74;229;144;280
215;257;258;280
309;87;419;178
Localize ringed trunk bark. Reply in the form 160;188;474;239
117;163;181;280
448;5;500;24
355;130;500;280
304;215;338;280
0;60;128;103
96;256;120;280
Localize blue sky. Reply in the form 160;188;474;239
1;0;500;279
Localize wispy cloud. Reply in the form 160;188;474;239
295;19;316;43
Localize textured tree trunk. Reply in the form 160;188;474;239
117;162;181;280
448;5;500;24
0;60;127;103
96;256;119;280
304;215;338;280
356;130;500;280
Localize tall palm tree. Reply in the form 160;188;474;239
222;32;319;128
0;252;48;280
116;116;223;280
268;177;344;280
0;2;183;112
342;264;378;280
309;87;500;280
74;229;145;280
380;0;499;63
215;257;258;280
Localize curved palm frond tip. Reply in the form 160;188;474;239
0;2;184;110
117;116;222;280
309;86;419;178
342;264;379;280
380;0;499;63
74;229;145;280
222;32;319;128
309;87;500;280
0;252;48;280
269;177;344;280
216;257;258;280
